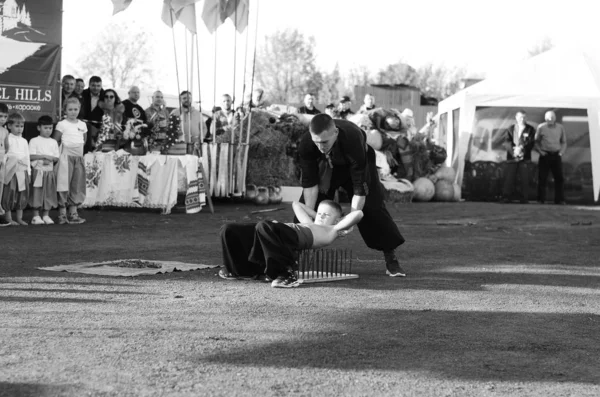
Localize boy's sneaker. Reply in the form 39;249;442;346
58;214;69;225
42;216;55;225
271;270;300;288
68;213;86;224
218;269;238;280
31;216;45;225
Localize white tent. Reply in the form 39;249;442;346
437;46;600;203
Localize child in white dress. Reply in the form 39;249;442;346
1;113;30;226
29;116;60;225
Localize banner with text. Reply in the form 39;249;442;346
0;0;63;121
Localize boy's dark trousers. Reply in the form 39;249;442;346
220;223;264;277
248;221;300;279
220;221;299;279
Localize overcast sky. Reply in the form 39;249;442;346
62;0;600;107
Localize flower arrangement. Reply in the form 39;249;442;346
95;114;113;151
161;115;181;153
513;145;524;161
122;119;148;141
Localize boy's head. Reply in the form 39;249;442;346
0;103;8;126
64;97;81;119
6;112;25;135
37;115;54;138
314;200;343;226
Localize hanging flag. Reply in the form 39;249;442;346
201;0;229;34
223;0;249;33
161;0;198;33
112;0;133;15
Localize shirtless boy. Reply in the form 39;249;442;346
219;200;363;288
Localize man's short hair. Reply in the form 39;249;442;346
62;74;75;82
516;109;526;115
309;114;335;135
89;76;102;85
340;95;351;103
38;115;54;126
76;78;84;84
180;90;191;97
319;200;343;218
0;103;8;114
222;93;232;100
325;103;334;110
7;112;25;125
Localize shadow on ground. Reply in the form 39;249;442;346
199;309;600;384
0;382;83;397
313;264;600;292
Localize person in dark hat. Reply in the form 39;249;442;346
324;103;337;118
296;113;407;277
337;96;354;120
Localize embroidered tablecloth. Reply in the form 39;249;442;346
83;151;206;214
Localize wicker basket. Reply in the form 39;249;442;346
101;139;117;152
166;142;187;155
125;142;147;156
381;178;414;203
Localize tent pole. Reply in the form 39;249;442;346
235;3;251;196
170;8;182;112
241;0;260;195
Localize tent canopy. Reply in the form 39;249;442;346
438;46;600;203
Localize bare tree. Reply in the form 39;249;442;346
375;61;419;86
254;29;323;104
345;64;373;90
72;22;156;89
528;37;554;57
416;63;467;100
318;63;344;105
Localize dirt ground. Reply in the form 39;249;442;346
1;201;599;397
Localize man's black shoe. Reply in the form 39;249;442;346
386;260;407;277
